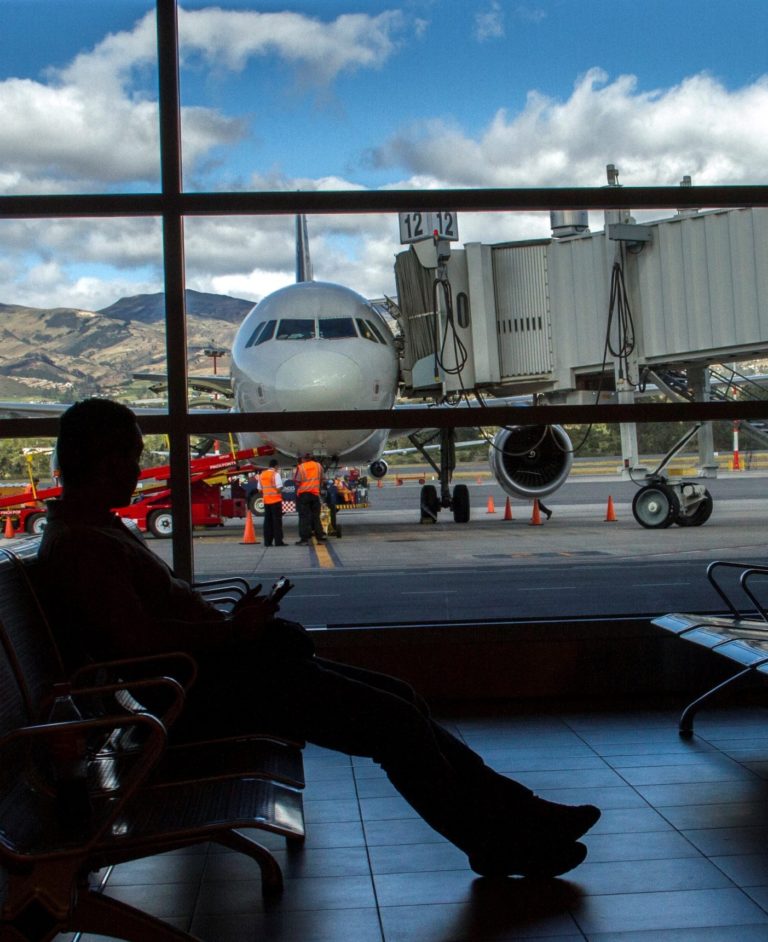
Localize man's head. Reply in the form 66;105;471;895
56;398;143;505
269;458;279;469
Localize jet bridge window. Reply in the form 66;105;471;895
355;318;380;343
318;318;357;339
276;318;315;340
245;319;276;347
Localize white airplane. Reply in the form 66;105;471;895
230;216;399;472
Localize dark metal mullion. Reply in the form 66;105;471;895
156;0;193;583
2;185;768;218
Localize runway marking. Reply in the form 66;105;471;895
313;538;336;569
402;590;459;595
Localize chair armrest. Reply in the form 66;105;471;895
70;650;198;692
72;675;187;729
0;712;167;861
706;560;768;617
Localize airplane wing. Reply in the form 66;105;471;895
132;372;234;398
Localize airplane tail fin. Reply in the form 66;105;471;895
295;214;313;283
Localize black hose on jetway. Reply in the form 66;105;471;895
606;260;637;385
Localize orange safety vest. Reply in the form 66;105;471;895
259;467;282;504
296;459;322;496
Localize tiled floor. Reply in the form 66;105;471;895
64;703;768;941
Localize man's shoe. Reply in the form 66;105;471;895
275;542;287;547
469;840;587;878
524;799;600;843
295;540;308;546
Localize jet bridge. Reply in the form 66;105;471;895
394;205;768;401
393;197;768;526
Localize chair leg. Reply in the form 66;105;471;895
679;666;755;738
70;887;201;942
212;829;284;896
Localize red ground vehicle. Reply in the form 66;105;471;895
0;446;275;538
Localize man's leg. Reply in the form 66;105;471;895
274;505;284;545
310;494;324;539
185;647;598;876
262;504;274;546
296;494;310;542
319;658;532;802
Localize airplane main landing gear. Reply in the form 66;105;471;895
412;428;472;524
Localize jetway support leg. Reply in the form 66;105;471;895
617;382;644;479
688;366;718;478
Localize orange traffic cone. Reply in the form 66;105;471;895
529;499;542;526
240;512;258;545
486;496;496;514
503;497;513;521
4;517;14;539
605;495;617;522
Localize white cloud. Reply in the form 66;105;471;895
370;68;768;187
0;6;406;193
177;7;405;83
475;2;505;42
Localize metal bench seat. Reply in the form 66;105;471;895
652;559;768;738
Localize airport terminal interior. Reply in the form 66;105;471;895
57;699;768;941
3;3;768;941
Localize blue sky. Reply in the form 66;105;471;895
1;0;767;309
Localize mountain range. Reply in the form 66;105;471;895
0;290;254;400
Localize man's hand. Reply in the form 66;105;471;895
231;586;280;641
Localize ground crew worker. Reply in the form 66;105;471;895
258;458;285;547
294;452;325;545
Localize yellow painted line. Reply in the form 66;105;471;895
313;538;335;568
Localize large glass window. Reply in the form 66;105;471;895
0;0;765;624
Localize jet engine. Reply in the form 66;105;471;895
369;459;388;479
488;425;573;499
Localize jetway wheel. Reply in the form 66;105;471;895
148;510;173;539
452;484;470;523
675;490;713;527
632;484;679;529
420;484;439;523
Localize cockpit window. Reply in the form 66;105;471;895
319;318;357;339
245;320;268;347
276;318;315;340
355;318;379;343
252;319;276;346
366;319;389;345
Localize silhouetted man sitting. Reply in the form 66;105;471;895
38;398;599;878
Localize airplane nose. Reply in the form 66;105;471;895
274;351;364;410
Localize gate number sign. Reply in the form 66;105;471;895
399;211;459;244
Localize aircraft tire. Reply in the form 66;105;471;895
632;484;679;529
148;510;173;539
452;484;470;523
